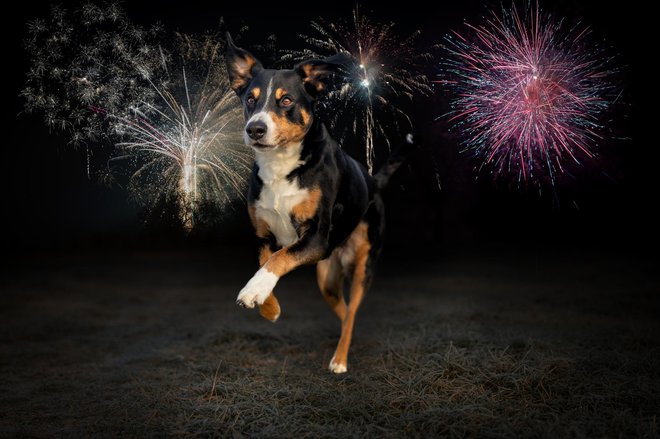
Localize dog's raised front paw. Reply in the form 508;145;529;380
236;268;279;309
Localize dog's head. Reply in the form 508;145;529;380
225;34;345;150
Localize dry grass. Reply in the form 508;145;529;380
0;249;658;438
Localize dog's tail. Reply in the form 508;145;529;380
373;133;422;191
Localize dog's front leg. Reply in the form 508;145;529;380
236;232;328;310
256;245;281;322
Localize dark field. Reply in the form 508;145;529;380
1;248;658;438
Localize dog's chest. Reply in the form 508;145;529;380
255;178;308;246
253;146;307;247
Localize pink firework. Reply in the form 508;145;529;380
441;3;616;184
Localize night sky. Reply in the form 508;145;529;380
4;0;646;255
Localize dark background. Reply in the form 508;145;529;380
2;0;647;256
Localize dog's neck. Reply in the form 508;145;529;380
254;142;305;184
253;120;331;184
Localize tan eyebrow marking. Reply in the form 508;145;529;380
251;87;261;99
275;88;287;100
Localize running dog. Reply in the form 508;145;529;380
226;34;419;373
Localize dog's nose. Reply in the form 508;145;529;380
246;121;267;140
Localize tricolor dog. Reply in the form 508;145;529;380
226;34;419;373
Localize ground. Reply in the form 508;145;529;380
1;247;658;438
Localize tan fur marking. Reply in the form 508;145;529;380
300;108;311;126
258;246;272;266
263;249;296;277
275;88;287;100
317;255;347;321
230;56;258;91
330;222;371;371
292;187;322;221
257;246;280;322
255;220;271;240
264;246;324;277
248;204;270;238
301;64;325;92
252;87;261;99
302;64;314;77
304;78;325;92
259;294;280;322
269;111;309;145
232;78;246;90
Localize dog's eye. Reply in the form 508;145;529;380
246;96;256;106
280;96;294;107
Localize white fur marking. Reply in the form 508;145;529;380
265;78;274;102
254;143;307;247
254;142;304;182
236;267;279;308
329;355;347;374
244;79;277;146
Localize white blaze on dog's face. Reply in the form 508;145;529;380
225;34;345;151
239;73;312;149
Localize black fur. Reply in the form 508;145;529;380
226;33;419;273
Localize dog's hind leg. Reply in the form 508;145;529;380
257;246;281;322
317;252;346;321
329;222;372;374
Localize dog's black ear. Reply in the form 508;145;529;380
295;52;351;97
225;33;263;94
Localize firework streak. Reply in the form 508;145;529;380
288;6;433;173
106;62;250;232
440;3;617;184
22;5;250;230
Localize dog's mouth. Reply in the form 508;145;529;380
250;142;276;149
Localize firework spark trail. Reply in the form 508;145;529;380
113;68;250;231
22;4;251;230
289;6;433;173
440;2;616;185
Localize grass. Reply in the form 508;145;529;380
0;248;658;437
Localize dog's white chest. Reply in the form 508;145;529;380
255;179;308;246
253;144;306;247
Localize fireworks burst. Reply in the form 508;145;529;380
440;2;617;185
110;36;251;232
289;6;433;173
22;4;250;231
21;3;166;152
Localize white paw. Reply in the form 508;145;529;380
236;268;279;309
328;356;347;374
